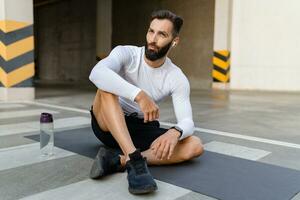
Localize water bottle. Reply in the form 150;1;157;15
40;113;54;156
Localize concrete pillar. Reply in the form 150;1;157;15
230;0;300;91
0;0;35;101
212;0;232;89
96;0;112;60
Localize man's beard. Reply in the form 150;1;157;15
145;41;172;61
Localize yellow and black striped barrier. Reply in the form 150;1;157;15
0;20;34;88
212;50;230;83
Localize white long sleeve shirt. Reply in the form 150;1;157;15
89;45;194;140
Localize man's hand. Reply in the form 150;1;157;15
150;129;180;160
135;90;159;123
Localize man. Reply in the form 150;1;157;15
89;10;204;195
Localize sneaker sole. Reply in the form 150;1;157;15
89;148;106;179
128;184;158;195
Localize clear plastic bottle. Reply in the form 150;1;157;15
40;113;54;156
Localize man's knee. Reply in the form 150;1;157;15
97;90;118;100
92;90;119;130
94;90;119;108
181;136;204;160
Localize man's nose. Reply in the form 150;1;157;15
149;33;158;43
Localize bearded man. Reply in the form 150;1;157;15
89;9;204;195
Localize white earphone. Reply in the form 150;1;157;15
172;42;176;47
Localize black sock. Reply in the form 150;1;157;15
128;149;143;161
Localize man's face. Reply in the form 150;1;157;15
145;19;175;61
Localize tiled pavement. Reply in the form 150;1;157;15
0;102;205;200
1;88;300;200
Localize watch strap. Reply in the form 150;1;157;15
170;126;183;138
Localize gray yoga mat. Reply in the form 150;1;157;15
26;127;300;200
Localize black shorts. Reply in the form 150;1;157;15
90;108;168;151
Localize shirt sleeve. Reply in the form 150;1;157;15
171;71;195;140
89;46;141;102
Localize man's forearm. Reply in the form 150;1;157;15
89;66;141;102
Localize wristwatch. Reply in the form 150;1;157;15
170;126;183;138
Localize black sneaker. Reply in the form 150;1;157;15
89;146;124;179
126;150;157;194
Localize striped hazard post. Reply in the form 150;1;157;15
0;20;34;87
212;50;230;83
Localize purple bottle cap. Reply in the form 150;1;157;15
40;113;53;123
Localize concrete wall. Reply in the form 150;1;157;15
230;0;300;91
112;0;215;89
96;0;112;58
161;0;215;89
112;0;160;47
34;0;96;84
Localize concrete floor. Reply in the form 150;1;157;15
1;86;300;199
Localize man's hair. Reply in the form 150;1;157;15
150;10;183;37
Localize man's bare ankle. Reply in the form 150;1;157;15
124;148;139;163
120;155;127;166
